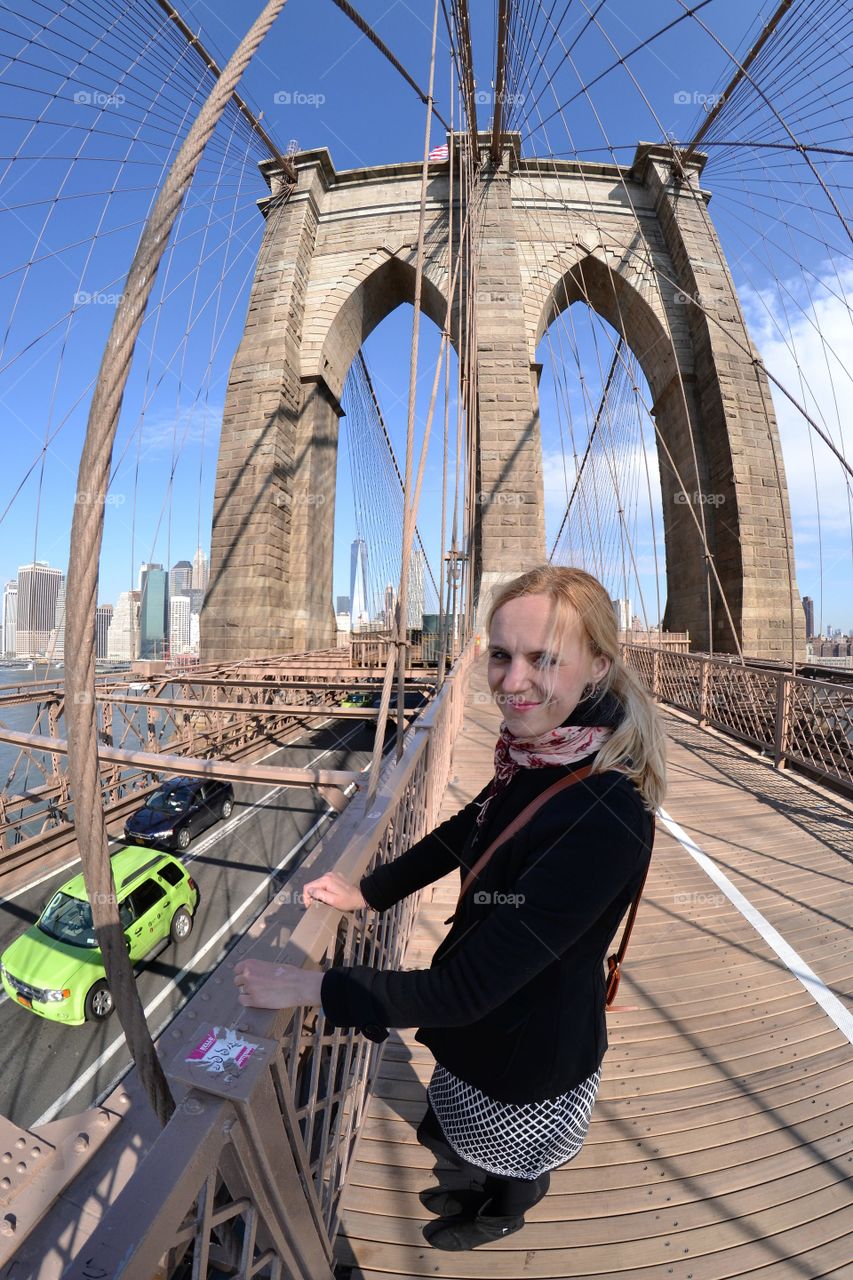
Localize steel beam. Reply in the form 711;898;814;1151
0;728;359;789
490;0;510;165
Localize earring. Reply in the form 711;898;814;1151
581;680;600;701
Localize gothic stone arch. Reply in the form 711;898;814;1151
201;151;457;657
201;140;803;661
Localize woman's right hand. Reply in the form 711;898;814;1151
302;871;368;913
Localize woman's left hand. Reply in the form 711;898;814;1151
234;959;324;1010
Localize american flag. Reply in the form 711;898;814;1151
428;142;449;161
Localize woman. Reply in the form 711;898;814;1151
234;565;666;1251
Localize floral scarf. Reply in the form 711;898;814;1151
474;692;623;832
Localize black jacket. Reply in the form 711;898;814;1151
320;694;654;1104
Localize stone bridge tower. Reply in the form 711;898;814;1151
201;136;804;661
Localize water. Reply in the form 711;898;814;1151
0;663;170;844
0;664;70;799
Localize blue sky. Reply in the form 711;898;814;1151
0;0;850;636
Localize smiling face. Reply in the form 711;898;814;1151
487;593;611;737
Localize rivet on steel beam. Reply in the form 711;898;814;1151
30;1145;42;1157
95;1112;110;1128
182;1098;204;1115
119;1093;131;1106
1;1153;11;1163
73;1134;90;1154
0;1216;15;1237
0;1178;10;1190
14;1139;25;1150
15;1163;26;1174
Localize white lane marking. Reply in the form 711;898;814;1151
0;730;320;905
32;733;365;1125
33;798;351;1126
0;732;335;998
658;805;853;1046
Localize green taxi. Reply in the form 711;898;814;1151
0;846;199;1024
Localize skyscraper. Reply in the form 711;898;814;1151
170;559;193;598
611;597;632;631
108;591;139;660
49;581;67;659
802;595;814;640
384;582;396;629
169;595;191;655
139;565;169;659
407;549;425;629
336;594;351;614
192;546;209;593
95;604;113;659
2;582;17;657
16;562;62;658
350;538;369;629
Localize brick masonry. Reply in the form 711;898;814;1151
201;139;804;662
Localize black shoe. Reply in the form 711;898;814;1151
418;1185;488;1217
422;1195;526;1250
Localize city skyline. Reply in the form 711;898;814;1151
2;543;850;662
1;548;212;661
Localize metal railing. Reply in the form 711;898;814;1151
0;653;434;873
623;646;853;795
39;640;477;1279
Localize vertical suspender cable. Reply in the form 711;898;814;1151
393;0;441;760
63;0;291;1127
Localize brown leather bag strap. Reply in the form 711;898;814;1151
611;814;654;967
605;814;655;1007
447;764;595;923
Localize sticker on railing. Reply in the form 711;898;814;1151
186;1025;258;1074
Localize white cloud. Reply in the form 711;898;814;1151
139;402;223;456
739;259;853;627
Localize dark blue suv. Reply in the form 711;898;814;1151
124;777;234;851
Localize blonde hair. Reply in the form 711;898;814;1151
485;564;667;812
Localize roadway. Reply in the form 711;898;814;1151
0;714;379;1131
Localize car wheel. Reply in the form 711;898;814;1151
220;798;233;820
177;828;191;850
85;980;114;1021
170;907;193;944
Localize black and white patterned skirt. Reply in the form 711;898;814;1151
427;1061;602;1180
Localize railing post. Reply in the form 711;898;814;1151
698;657;709;726
652;648;661;698
774;674;791;769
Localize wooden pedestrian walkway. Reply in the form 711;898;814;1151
333;661;853;1279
